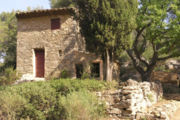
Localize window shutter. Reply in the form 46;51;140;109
51;18;60;30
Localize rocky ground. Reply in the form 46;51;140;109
171;107;180;120
147;99;180;120
134;94;180;120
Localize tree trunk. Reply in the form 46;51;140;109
126;50;157;82
106;49;113;82
140;71;152;82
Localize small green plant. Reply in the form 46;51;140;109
141;118;147;120
0;67;20;85
60;70;70;78
147;93;154;102
81;72;90;79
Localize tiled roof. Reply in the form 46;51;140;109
16;8;74;19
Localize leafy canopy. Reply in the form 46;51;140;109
138;0;180;58
50;0;75;8
0;11;17;71
76;0;138;55
126;0;180;81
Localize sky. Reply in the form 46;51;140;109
0;0;50;13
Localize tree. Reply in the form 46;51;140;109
76;0;138;81
126;0;180;81
50;0;75;8
0;11;17;71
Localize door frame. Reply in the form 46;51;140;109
33;49;45;78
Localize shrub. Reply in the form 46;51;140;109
59;90;106;120
47;99;67;120
0;67;20;85
81;72;90;79
60;70;70;78
50;79;118;92
0;79;112;119
0;92;27;120
2;82;57;119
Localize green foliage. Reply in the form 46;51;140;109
60;90;106;120
60;70;70;78
76;0;138;81
76;0;138;54
0;67;19;85
0;92;27;120
81;72;91;79
137;0;180;58
147;93;154;103
50;79;117;92
127;0;180;81
1;82;57;119
0;11;17;71
0;79;113;119
50;0;75;8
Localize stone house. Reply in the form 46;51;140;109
16;8;119;81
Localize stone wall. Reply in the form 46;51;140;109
96;79;163;120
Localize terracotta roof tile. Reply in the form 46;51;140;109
16;8;75;19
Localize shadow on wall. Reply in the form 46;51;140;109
46;25;95;79
47;51;97;79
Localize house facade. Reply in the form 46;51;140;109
16;8;119;80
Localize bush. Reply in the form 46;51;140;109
0;82;58;119
59;90;106;120
81;72;90;79
0;79;111;119
0;67;20;85
60;70;70;78
0;92;27;120
50;79;118;92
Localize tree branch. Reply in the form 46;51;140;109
133;23;152;67
157;54;175;61
126;50;145;74
139;36;147;55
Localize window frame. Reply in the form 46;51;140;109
51;18;60;30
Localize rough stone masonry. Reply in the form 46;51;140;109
96;79;163;120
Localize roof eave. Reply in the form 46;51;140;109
16;8;75;19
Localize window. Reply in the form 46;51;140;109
75;64;83;78
59;50;63;57
91;63;100;78
51;18;60;30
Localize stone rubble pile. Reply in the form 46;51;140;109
96;79;163;120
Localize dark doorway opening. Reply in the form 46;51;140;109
35;49;45;78
91;63;100;78
76;64;83;78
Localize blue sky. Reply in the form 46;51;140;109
0;0;50;13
